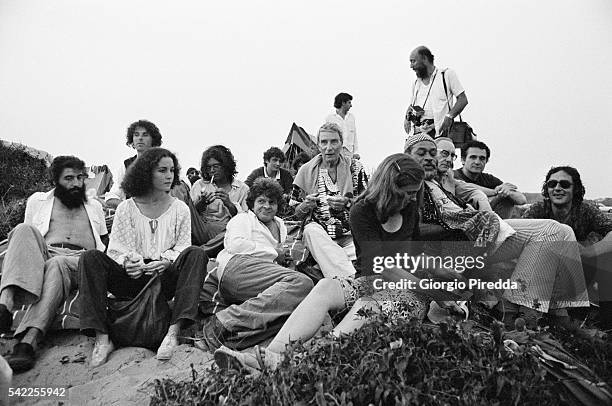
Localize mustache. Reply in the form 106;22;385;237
54;184;87;208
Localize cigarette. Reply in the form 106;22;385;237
210;175;215;185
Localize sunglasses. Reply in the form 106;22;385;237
546;180;573;189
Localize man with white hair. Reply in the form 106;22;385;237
290;122;368;278
434;137;491;212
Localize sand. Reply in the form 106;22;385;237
1;331;214;405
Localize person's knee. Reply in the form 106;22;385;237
9;223;37;239
291;273;314;295
556;223;575;240
303;222;326;239
182;246;209;262
80;250;105;271
312;278;340;298
546;221;575;241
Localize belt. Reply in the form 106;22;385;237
49;243;85;251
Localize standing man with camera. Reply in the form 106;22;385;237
403;46;468;143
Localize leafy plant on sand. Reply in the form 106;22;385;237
0;142;51;240
151;311;612;406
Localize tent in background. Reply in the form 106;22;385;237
282;123;318;168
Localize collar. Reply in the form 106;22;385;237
263;166;281;180
33;189;56;201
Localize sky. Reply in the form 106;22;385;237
1;0;611;197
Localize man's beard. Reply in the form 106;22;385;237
424;169;437;180
54;184;87;209
415;65;428;79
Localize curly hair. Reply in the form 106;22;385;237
333;92;352;109
125;120;163;147
246;177;284;212
355;153;424;223
49;156;86;185
199;145;237;182
541;166;585;206
121;148;180;197
263;147;286;164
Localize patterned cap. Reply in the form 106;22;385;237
404;133;436;152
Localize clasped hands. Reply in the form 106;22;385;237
123;253;171;279
493;183;518;198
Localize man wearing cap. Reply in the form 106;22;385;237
325;92;360;160
290;122;368;278
454;140;527;219
403;46;468;141
0;156;108;372
404;133;589;325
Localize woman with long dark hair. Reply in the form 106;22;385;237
79;148;208;366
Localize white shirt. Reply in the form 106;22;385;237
24;189;108;251
107;198;191;264
264;166;281;180
325;111;358;154
410;68;464;136
216;211;287;279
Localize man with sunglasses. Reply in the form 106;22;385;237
454;140;526;218
523;166;612;329
405;133;590;327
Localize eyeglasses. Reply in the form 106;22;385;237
546;180;573;189
437;149;457;161
205;164;222;171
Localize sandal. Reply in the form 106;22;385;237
214;345;282;373
214;345;261;374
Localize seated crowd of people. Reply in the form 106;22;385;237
0;108;611;378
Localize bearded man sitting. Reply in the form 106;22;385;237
0;156;108;372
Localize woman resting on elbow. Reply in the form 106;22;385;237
79;148;208;367
214;153;463;372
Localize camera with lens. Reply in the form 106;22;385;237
406;105;434;127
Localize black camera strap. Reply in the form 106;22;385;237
412;69;438;109
441;70;463;123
